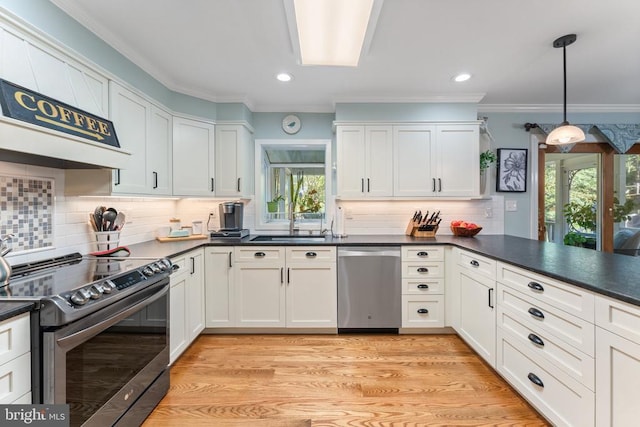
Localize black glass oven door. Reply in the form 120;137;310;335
43;281;169;427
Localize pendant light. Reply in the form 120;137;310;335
546;34;585;145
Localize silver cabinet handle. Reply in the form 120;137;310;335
237;177;241;192
528;282;544;292
470;260;480;267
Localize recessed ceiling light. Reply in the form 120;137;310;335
276;73;293;82
453;73;471;82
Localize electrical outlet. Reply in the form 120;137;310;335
345;209;354;219
485;207;493;218
209;210;216;218
505;200;518;212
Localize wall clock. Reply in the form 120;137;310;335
282;114;301;134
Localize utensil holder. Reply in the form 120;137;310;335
95;231;120;251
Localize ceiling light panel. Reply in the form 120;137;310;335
293;0;375;66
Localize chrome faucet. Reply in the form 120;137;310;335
288;203;297;235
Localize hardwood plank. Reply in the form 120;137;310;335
144;334;550;426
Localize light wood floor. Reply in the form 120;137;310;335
144;334;549;426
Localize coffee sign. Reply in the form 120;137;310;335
0;79;120;148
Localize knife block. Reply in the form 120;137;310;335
405;219;439;238
412;226;438;238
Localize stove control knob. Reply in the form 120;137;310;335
151;263;162;274
88;285;102;299
160;259;172;270
70;291;88;306
142;266;155;277
100;282;113;294
157;261;168;271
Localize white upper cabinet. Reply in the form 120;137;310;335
394;124;479;198
435;124;479;197
172;116;215;196
337;125;393;198
393;125;436;197
109;81;149;194
148;105;173;195
215;123;254;197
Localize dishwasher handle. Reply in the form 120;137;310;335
338;247;401;258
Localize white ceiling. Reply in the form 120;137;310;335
50;0;640;113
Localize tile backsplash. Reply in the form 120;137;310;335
0;174;54;252
1;160;505;265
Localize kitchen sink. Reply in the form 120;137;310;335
250;235;327;243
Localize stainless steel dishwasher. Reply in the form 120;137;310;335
337;246;401;333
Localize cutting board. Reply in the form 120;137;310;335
156;234;208;243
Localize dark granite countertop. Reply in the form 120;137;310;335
126;234;640;307
0;301;35;322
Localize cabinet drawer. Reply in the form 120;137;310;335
401;261;443;279
496;329;594;427
0;352;31;404
401;246;444;261
286;246;336;262
402;295;444;328
595;295;640;344
457;249;496;280
498;306;594;390
0;313;30;367
497;262;594;321
235;246;285;262
402;278;444;295
498;284;595;356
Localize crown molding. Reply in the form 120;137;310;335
478;104;640;113
334;93;487;104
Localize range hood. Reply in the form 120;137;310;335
0;116;130;169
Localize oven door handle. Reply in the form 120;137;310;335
56;283;168;350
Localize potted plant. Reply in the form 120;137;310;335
479;150;497;194
267;194;284;213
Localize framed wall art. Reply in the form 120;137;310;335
496;148;528;192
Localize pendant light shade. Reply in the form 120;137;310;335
546;34;585;146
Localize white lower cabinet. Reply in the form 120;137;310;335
205;248;235;327
0;313;31;404
455;249;497;366
497;327;594;427
235;257;286;327
595;295;640;426
230;246;337;329
400;246;445;329
169;249;205;365
458;269;496;365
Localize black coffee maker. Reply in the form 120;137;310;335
211;201;249;239
219;201;244;230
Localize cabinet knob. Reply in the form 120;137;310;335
417;267;429;273
417;308;429;314
527;372;544;388
416;251;429;257
470;260;480;267
528;307;545;319
254;252;266;258
305;251;317;258
528;282;544;292
527;333;545;347
417;284;429;289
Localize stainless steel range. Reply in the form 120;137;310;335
0;252;176;427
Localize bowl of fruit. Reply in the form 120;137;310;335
450;220;482;237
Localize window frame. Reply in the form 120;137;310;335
254;139;333;232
